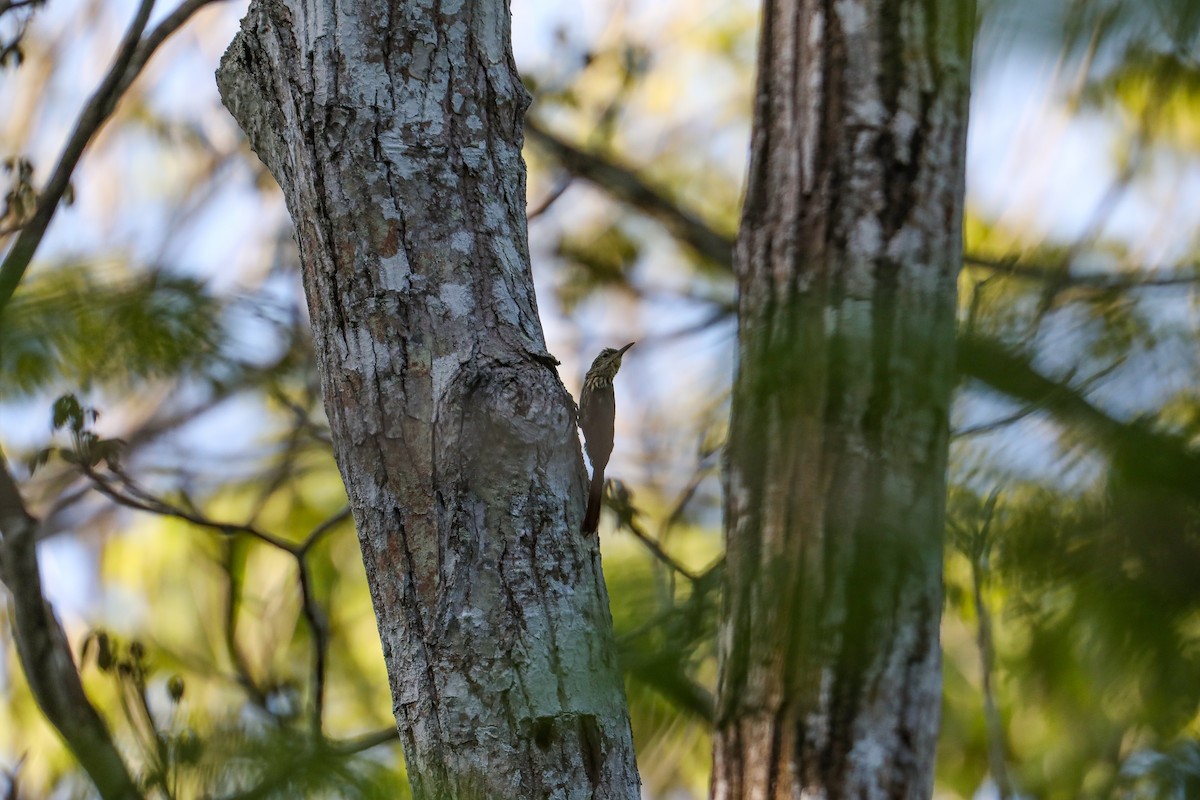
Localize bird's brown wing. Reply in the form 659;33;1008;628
579;385;616;469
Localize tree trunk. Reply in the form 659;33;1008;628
714;1;974;798
215;2;640;798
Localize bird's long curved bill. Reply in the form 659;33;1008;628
618;342;635;355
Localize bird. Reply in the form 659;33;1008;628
579;342;634;534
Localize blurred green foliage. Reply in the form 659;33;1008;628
0;264;223;398
555;221;641;311
3;0;1200;798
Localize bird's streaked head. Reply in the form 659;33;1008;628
586;342;634;382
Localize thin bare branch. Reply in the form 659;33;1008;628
969;490;1014;799
0;0;42;14
219;540;269;710
639;306;734;347
958;335;1200;497
86;467;297;552
526;175;572;220
330;726;400;755
299;506;352;554
80;463;351;741
608;483;699;582
658;447;719;543
625;521;698;581
953;358;1120;439
952;404;1043;439
296;557;328;736
0;0;234;320
528;122;1200;300
964;254;1200;290
122;0;228;94
0;0;156;317
524;118;736;269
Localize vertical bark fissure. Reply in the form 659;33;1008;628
715;0;974;797
217;1;640;797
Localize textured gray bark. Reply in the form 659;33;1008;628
215;2;639;797
714;0;974;798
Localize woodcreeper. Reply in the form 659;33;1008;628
578;342;634;534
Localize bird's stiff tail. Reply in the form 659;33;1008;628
583;469;605;534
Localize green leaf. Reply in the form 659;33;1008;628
25;446;54;474
51;393;82;431
0;265;226;398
